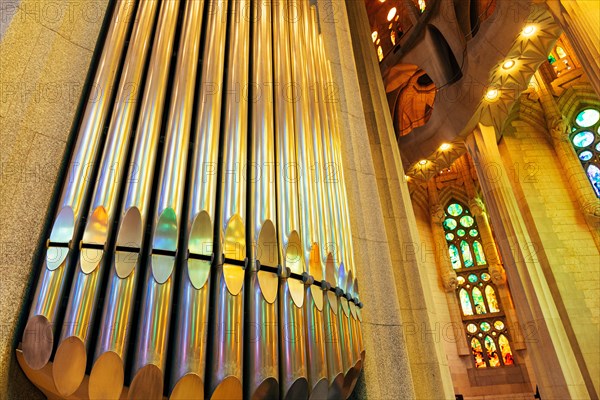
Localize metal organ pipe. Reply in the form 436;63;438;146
17;1;365;398
88;0;182;398
21;0;135;372
51;1;160;396
126;1;189;397
245;0;280;398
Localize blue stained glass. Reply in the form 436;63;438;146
468;274;478;283
587;164;600;197
575;108;600;128
447;203;463;216
461;240;474;267
449;244;461;269
444;218;457;230
572;131;594;148
579;151;593;161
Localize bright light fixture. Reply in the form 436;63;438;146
419;159;428;165
485;88;500;101
522;25;536;37
502;60;515;70
372;31;378;42
440;143;451;151
387;7;397;21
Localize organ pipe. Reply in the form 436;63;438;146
88;1;182;398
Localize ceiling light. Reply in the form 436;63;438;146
485;88;500;101
419;159;427;165
522;25;536;37
440;143;451;151
372;31;378;42
387;7;397;21
502;60;515;70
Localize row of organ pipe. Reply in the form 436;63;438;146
19;0;365;399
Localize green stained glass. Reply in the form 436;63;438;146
471;338;486;368
485;285;500;312
480;322;491;332
481;272;491;282
447;203;463;216
448;244;461;269
575;108;600;128
548;54;556;64
473;241;487;265
468;273;478;283
460;240;474;267
460;215;474;227
445;233;454;241
457;229;466;237
469;229;478;237
586;164;600;197
460;289;474;316
443;218;457;230
498;334;514;365
467;323;477;333
485;336;501;367
572;131;595;147
472;287;487;314
579;150;593;161
494;320;505;330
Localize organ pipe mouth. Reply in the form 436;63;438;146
152;208;178;283
285;230;306;308
188;211;213;289
210;375;243;400
128;363;163;400
46;207;74;270
257;220;279;303
223;214;246;296
115;207;143;278
21;315;53;370
170;373;204;400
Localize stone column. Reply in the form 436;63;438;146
545;0;600;96
534;72;600;249
465;123;590;399
429;203;458;292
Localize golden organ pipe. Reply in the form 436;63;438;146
88;3;180;397
51;1;160;396
246;0;280;398
126;2;190;398
21;0;135;372
274;0;310;398
206;0;249;398
164;2;211;399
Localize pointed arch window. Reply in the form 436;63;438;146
442;200;515;368
571;107;600;197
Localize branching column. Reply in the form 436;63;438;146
465;123;589;399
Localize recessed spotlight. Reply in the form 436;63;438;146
372;31;378;42
440;143;451;151
387;7;397;21
522;25;536;37
419;159;428;165
485;88;500;101
502;60;515;70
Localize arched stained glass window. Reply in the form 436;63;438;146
472;287;487;314
471;338;486;368
485;285;500;312
459;289;474;316
499;334;514;365
473;241;486;265
571;108;600;197
484;336;501;367
448;244;461;269
441;199;516;368
460;240;474;267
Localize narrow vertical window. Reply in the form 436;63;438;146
571;108;600;197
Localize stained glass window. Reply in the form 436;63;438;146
571;108;600;197
441;199;515;368
556;46;567;59
460;289;474;316
472;287;487;314
485;285;500;312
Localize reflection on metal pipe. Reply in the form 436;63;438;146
324;259;344;399
89;0;180;396
274;0;309;398
246;0;279;398
52;1;159;396
206;0;248;398
127;1;188;398
21;0;135;372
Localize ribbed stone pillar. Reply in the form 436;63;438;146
466;124;590;399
